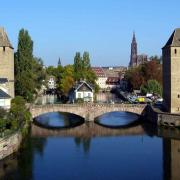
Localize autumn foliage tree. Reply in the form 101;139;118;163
125;58;162;92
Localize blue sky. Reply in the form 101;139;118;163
1;0;180;66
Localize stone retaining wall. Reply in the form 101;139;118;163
144;105;180;127
0;132;22;160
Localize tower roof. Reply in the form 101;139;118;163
132;31;136;42
163;28;180;48
0;27;13;49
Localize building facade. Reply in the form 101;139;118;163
69;81;94;102
0;28;14;98
137;54;148;66
162;28;180;113
0;89;11;109
47;76;56;90
92;67;107;89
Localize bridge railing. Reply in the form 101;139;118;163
30;103;146;109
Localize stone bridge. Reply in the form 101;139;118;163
30;103;146;121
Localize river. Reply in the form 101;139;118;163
0;111;179;180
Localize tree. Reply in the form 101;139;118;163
15;29;45;102
56;65;75;95
125;57;162;91
15;29;34;101
74;52;82;81
32;57;46;90
140;80;162;96
73;51;98;91
10;96;31;124
82;52;91;70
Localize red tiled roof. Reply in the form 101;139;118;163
92;67;106;77
106;77;120;84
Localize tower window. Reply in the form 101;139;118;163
178;94;180;98
175;49;177;54
3;47;5;52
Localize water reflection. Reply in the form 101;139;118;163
1;121;180;179
163;139;180;180
35;95;59;105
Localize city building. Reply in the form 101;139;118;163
129;32;148;68
137;54;148;66
0;28;14;99
162;28;180;113
47;76;56;90
0;89;11;109
102;66;127;78
92;66;127;90
69;81;94;102
92;67;107;89
106;77;120;90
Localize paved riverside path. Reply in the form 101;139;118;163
30;103;146;121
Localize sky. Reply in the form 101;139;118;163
1;0;180;67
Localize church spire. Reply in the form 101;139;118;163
58;57;61;66
129;32;138;68
132;31;136;42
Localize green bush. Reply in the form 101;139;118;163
140;80;162;96
75;98;84;103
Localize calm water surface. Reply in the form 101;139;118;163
0;111;179;180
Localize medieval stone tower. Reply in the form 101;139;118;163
162;28;180;113
0;27;14;98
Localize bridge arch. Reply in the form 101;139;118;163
32;110;85;120
93;110;141;120
30;104;87;120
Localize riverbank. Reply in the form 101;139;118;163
0;131;22;160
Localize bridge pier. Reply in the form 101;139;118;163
85;113;94;122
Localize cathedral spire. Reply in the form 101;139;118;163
132;31;136;42
129;32;138;68
58;57;61;66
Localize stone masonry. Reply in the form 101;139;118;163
0;27;14;98
162;28;180;113
30;103;146;121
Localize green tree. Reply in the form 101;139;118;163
73;51;99;92
15;29;34;101
82;51;91;70
140;80;162;96
10;96;31;124
74;52;82;80
56;65;75;95
46;66;57;77
15;29;45;102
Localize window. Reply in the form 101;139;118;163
3;46;5;52
175;49;177;54
88;93;91;97
178;94;180;98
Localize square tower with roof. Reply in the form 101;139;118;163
162;28;180;113
0;27;14;98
